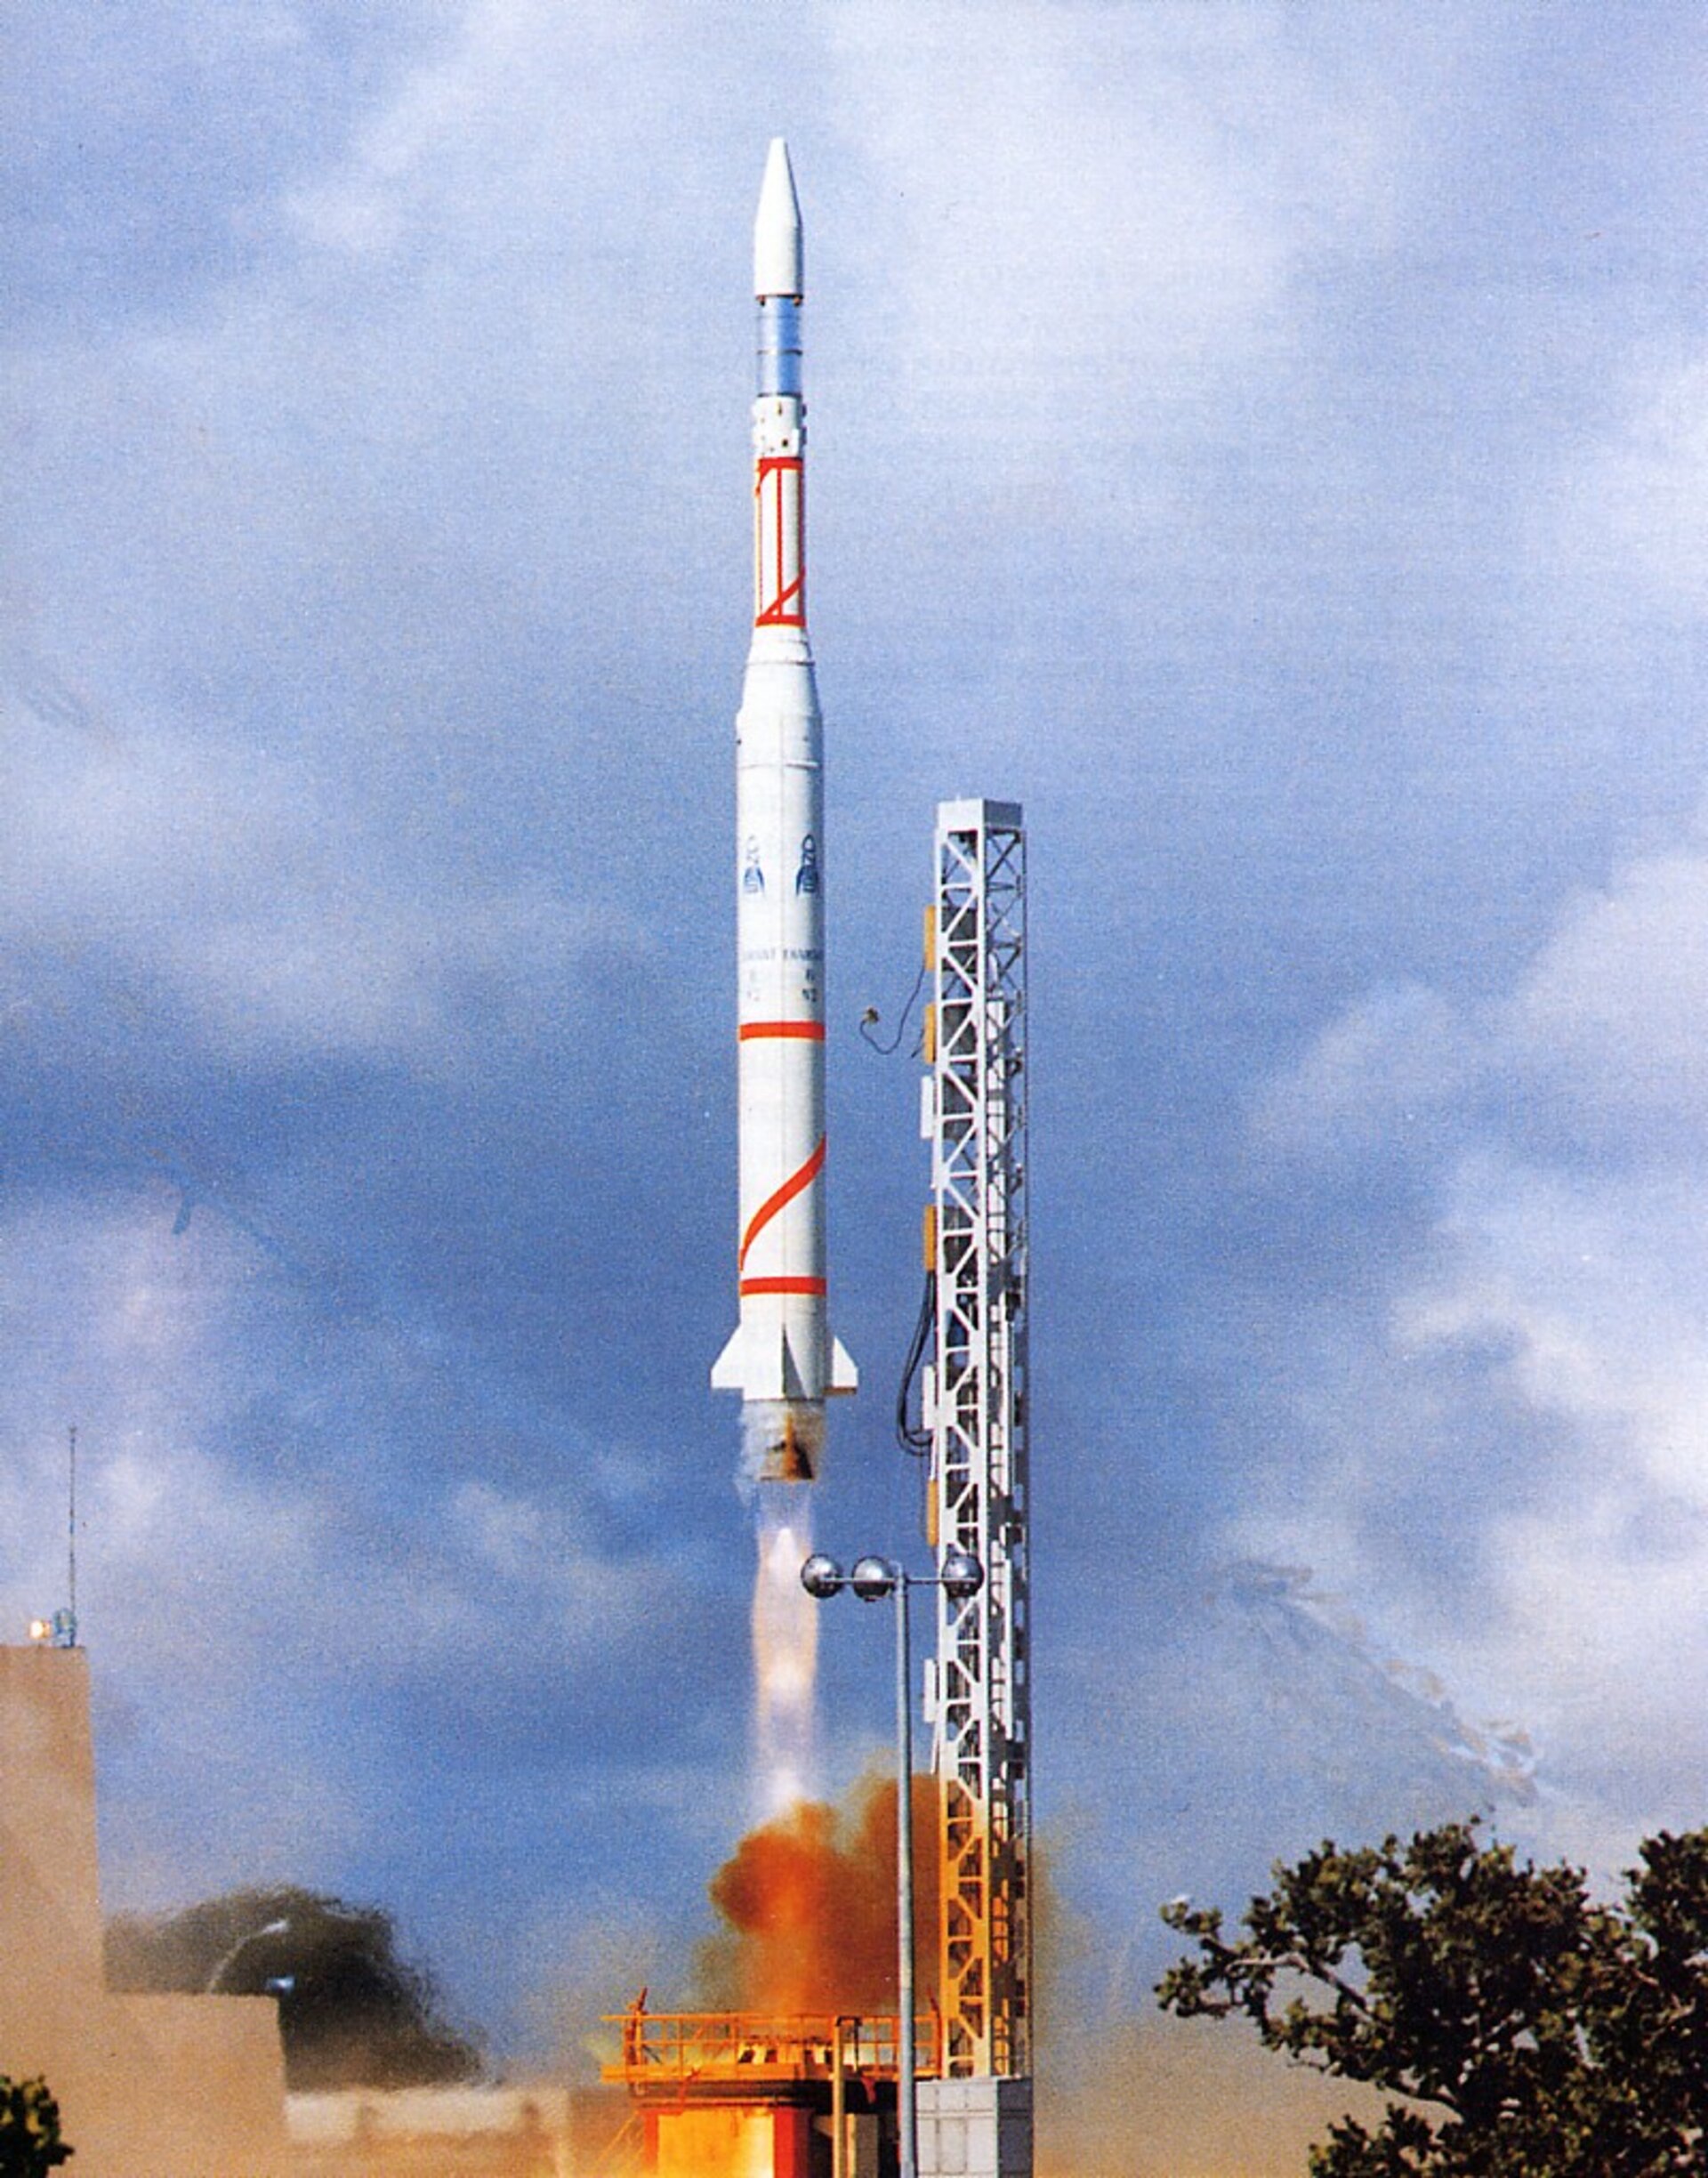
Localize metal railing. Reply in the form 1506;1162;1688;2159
600;2010;936;2085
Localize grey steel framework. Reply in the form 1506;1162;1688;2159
924;797;1030;2082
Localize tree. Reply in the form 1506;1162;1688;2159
0;2077;71;2176
1156;1819;1708;2176
106;1884;482;2092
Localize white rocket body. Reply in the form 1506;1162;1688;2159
713;141;857;1477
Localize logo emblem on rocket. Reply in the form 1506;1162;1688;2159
712;141;858;1480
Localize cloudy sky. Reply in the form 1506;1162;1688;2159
7;0;1708;2073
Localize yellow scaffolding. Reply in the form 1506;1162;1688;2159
600;2010;938;2090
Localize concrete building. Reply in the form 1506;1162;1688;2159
0;1643;291;2175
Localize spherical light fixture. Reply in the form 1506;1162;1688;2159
850;1554;898;1601
939;1548;984;1601
800;1553;846;1600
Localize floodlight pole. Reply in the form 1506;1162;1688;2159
894;1568;917;2178
800;1547;983;2178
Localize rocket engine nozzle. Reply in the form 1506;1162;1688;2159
745;1400;822;1486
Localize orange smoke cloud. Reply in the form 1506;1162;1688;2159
699;1774;939;2015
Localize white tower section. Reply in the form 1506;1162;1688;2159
922;799;1031;2100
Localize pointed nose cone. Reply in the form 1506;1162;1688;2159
754;137;803;300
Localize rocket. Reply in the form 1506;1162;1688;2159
712;140;857;1480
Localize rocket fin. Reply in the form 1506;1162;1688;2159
712;1326;749;1392
828;1335;858;1396
713;1323;792;1400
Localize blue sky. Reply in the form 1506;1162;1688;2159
7;0;1708;2069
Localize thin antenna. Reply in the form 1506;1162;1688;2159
67;1424;78;1648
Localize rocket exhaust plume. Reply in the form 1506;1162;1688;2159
711;139;856;1483
750;1484;819;1816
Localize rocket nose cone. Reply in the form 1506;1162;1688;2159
754;136;803;299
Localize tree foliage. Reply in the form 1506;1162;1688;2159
1156;1820;1708;2176
106;1884;482;2092
0;2077;71;2176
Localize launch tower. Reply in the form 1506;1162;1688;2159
920;799;1032;2174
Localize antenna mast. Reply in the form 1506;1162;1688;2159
68;1424;78;1647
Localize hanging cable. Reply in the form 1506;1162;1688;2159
859;957;929;1056
894;1270;936;1457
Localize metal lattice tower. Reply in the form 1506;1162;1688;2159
923;798;1030;2083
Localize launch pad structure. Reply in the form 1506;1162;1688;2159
603;2012;919;2178
607;800;1031;2178
608;145;1031;2178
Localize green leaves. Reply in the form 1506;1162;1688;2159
0;2077;71;2176
1157;1819;1708;2176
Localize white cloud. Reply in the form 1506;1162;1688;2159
0;1187;687;1911
1398;1158;1708;1496
1499;845;1708;1124
1545;354;1708;622
1241;823;1708;1847
1250;981;1478;1156
3;706;651;1067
